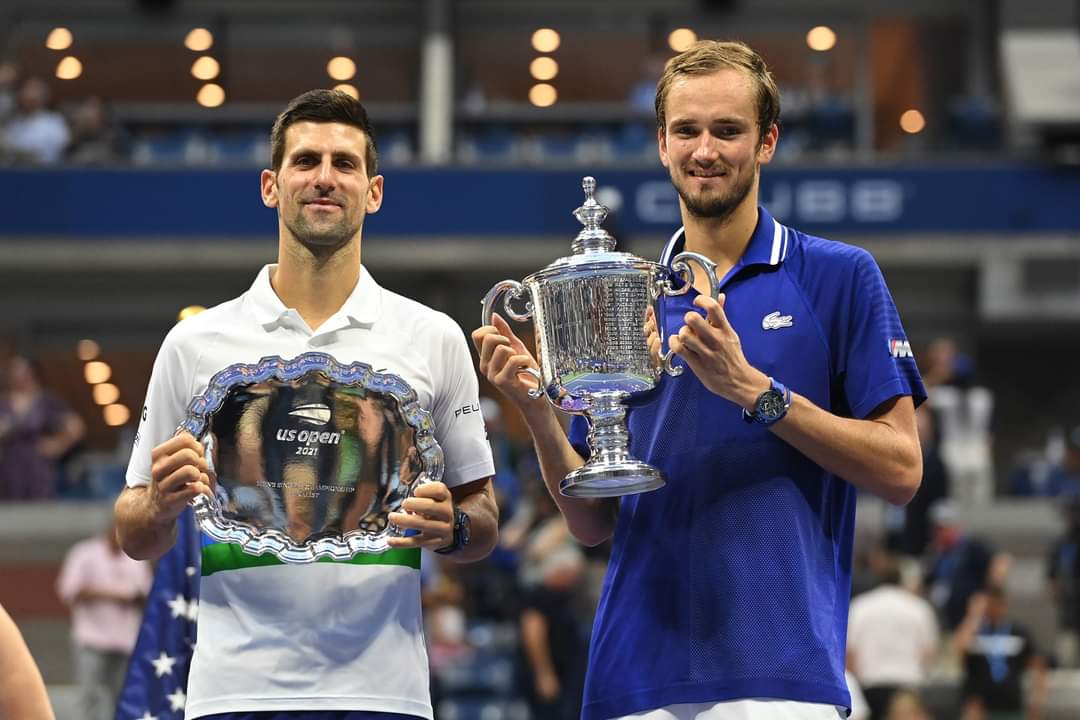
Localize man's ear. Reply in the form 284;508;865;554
260;168;278;208
366;174;384;214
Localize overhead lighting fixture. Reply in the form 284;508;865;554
806;26;837;52
333;83;359;99
531;28;560;54
900;109;926;134
529;83;557;108
177;305;206;321
196;83;225;108
46;28;73;51
84;361;111;385
104;404;131;427
191;56;220;81
76;339;100;361
184;28;214;52
529;57;559;81
668;28;698;53
327;57;357;82
93;383;120;406
56;56;82;80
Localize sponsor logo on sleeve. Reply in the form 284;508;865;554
889;338;913;358
455;402;481;418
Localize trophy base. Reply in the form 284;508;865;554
559;462;665;498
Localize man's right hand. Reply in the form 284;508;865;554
148;433;213;526
471;312;542;412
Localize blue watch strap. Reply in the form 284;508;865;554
742;377;792;426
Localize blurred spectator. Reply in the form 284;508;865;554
0;76;70;164
925;501;1011;632
848;549;939;719
422;556;472;671
481;396;524;516
627;55;665;115
0;61;17;121
846;670;871;720
922;338;995;503
953;588;1048;720
883;688;933;720
66;96;128;165
1042;425;1080;497
0;602;55;720
56;519;153;720
1046;493;1080;668
895;404;950;556
0;355;85;499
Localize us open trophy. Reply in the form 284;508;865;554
482;176;719;498
181;353;443;563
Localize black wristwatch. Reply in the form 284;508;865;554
743;376;792;426
434;507;471;555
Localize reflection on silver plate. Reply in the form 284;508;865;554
178;353;444;563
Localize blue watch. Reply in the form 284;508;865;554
434;507;471;555
743;377;792;426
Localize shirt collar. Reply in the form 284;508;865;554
247;263;382;330
659;206;791;269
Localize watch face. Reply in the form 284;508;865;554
760;390;785;419
458;511;471;547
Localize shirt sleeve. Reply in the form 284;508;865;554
837;250;927;419
125;326;196;488
429;317;495;488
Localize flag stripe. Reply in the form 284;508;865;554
201;543;421;576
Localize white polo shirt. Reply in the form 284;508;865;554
126;263;495;719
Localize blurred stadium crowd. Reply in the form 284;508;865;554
2;0;1080;719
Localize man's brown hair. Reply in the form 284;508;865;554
270;89;378;176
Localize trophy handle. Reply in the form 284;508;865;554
481;280;532;325
658;251;721;376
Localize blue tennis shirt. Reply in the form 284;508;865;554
568;206;926;720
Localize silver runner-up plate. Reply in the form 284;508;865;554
179;353;444;563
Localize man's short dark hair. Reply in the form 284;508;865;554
270;89;378;176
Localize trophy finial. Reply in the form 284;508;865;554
583;176;596;199
572;176;614;253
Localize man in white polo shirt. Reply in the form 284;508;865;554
113;89;498;720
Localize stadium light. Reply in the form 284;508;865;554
900;109;926;134
104;404;131;427
668;28;697;53
191;56;220;81
327;57;356;82
84;361;111;385
185;28;214;52
806;26;837;52
529;83;557;107
530;57;559;81
177;305;207;321
334;84;359;99
56;56;82;80
196;83;225;108
46;28;73;51
76;339;100;361
531;28;560;53
93;383;120;406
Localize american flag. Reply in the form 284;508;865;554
115;508;201;720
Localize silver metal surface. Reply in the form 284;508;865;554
482;176;719;497
180;353;443;563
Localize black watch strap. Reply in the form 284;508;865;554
434;507;470;555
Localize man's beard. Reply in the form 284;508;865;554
673;165;755;223
284;208;358;255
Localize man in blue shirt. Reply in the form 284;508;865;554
473;40;925;720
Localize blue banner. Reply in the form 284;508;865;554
2;165;1078;238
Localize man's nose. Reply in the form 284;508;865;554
692;134;719;163
313;159;336;190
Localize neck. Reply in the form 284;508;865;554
272;236;361;330
680;192;760;284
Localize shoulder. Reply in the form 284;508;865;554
378;287;462;340
785;228;880;279
158;296;245;355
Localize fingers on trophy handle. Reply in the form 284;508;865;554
669;251;721;301
481;280;532;325
519;367;544;399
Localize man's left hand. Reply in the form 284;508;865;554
387;482;455;550
668;294;769;409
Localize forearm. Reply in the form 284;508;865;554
114;486;177;561
768;394;921;505
445;481;499;563
521;400;618;546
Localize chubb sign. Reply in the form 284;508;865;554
634;178;905;226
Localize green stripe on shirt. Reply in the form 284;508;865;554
201;543;421;576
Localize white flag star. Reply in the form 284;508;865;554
150;651;176;678
167;593;188;619
186;598;199;622
185;565;196;577
167;687;187;712
137;712;157;720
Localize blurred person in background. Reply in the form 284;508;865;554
56;518;153;720
0;602;55;720
882;689;933;720
897;404;950;557
114;88;498;720
1042;425;1080;497
475;39;924;720
953;587;1047;720
66;95;128;165
922;337;994;504
0;354;85;499
847;549;939;719
0;76;70;164
1046;492;1080;668
0;61;17;121
925;500;1010;633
